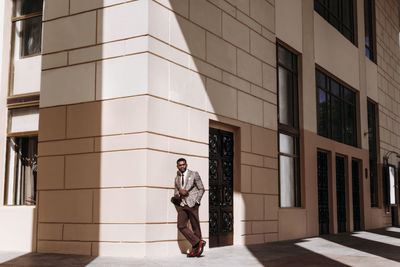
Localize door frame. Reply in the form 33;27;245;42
209;121;240;246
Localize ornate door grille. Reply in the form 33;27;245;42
336;156;347;233
352;160;361;231
209;127;234;247
317;151;330;235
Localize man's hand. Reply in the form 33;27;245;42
179;189;188;196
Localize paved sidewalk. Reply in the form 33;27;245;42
1;228;400;266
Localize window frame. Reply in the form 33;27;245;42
316;68;358;147
276;42;302;208
4;103;39;206
364;0;376;62
367;98;379;207
9;0;43;97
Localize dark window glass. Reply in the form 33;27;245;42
364;0;375;60
314;0;355;43
12;0;43;58
316;69;357;146
277;44;301;208
367;100;378;207
13;0;43;17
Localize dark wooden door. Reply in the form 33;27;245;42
317;151;330;235
209;127;234;247
352;160;361;231
336;156;347;233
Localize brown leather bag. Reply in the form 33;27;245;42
170;195;181;206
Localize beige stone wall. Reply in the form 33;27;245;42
37;0;279;257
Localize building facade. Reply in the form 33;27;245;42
0;0;399;258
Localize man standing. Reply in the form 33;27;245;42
172;158;206;257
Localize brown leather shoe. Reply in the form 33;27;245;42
195;240;206;257
187;248;197;257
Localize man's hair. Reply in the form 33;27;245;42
177;158;187;164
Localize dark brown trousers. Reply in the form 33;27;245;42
177;204;202;247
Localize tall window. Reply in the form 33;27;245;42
314;0;355;43
316;69;357;147
364;0;375;61
367;100;378;207
10;0;43;96
277;43;301;208
4;0;41;205
4;107;38;205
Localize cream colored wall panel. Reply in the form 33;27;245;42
38;223;63;240
92;242;146;257
226;0;250;15
249;0;274;32
251;84;276;104
251;125;277;157
237;9;262;34
38;241;91;255
0;207;36;251
93;188;146;223
39;190;92;223
13;55;41;95
238;92;263;126
148;0;169;42
264;156;278;169
278;208;307;240
241;152;263;167
189;57;222;82
241;234;264;245
38;138;94;156
205;78;237;119
148;54;169;99
9;107;39;133
63;224;146;242
168;138;208;157
314;13;359;89
222;13;250;51
262;63;277;92
39;106;66;141
241;165;251;192
97;1;148;43
170;63;207;110
42;52;67;69
94;133;148;152
251;167;278;194
190;0;221;36
65;150;147;189
37;156;64;190
237;50;263;86
42;12;96;54
66;96;148;138
70;0;129;14
170;15;206;60
250;31;275;66
209;0;235;16
148;97;189;139
154;0;189;18
263;102;277;130
222;71;251;93
366;59;378;102
264;195;278;220
146;188;169;222
69;41;126;65
96;53;148;100
146;150;184;188
41;63;95;107
188;108;209;143
206;32;236;73
242;193;264;220
43;0;69;20
275;0;302;53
